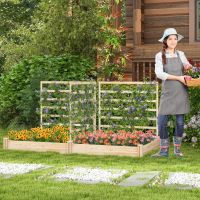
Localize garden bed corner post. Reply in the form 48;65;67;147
138;144;143;157
3;138;8;150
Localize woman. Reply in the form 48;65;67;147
151;28;192;158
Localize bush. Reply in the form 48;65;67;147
0;54;95;128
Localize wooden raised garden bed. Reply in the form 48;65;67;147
71;137;159;157
3;138;72;154
3;137;160;157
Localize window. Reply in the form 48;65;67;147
196;0;200;40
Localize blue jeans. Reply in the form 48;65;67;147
158;114;184;139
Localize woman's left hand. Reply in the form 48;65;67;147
184;64;192;71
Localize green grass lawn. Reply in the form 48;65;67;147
0;129;200;200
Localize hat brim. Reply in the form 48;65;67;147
158;34;184;43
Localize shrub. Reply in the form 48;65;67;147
0;54;95;128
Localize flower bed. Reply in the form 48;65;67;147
74;130;156;146
72;130;159;157
8;125;69;143
4;125;71;154
3;126;160;157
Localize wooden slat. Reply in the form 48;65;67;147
126;0;133;6
143;27;189;39
144;0;188;3
149;62;152;81
144;2;188;9
144;8;189;16
131;44;200;59
126;5;133;17
126;16;133;27
144;15;189;28
144;37;189;44
136;62;139;81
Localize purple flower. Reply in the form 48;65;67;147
113;86;121;92
107;112;112;117
128;106;136;114
44;108;49;113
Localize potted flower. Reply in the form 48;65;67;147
184;60;200;87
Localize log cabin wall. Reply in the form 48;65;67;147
123;0;200;81
143;0;189;44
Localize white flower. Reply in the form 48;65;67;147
191;137;198;143
184;124;187;129
182;132;187;138
185;110;200;129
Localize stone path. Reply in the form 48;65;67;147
0;162;200;189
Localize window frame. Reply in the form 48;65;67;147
189;0;200;43
196;0;200;41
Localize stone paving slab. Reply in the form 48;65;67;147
165;172;200;189
54;167;128;184
118;171;161;187
0;162;48;176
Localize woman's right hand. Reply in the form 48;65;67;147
178;76;187;85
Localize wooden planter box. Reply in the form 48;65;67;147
3;137;160;157
71;138;160;157
186;78;200;87
3;138;72;154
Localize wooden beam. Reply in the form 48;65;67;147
133;0;142;45
189;0;195;44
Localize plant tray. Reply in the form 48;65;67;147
186;78;200;87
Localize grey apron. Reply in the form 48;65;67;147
158;52;190;115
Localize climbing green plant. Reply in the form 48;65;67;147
96;0;129;81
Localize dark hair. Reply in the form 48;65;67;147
162;36;169;65
161;34;178;65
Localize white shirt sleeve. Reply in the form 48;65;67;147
154;52;169;81
178;50;192;67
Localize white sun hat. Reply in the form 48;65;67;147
158;28;184;42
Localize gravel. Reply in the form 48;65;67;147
0;162;47;175
165;172;200;188
54;167;128;183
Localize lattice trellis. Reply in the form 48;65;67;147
98;81;159;134
40;81;159;135
40;81;97;135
